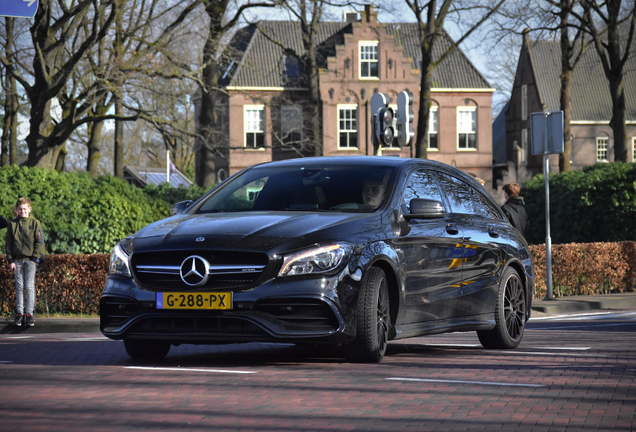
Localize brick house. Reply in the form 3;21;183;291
494;32;636;187
209;5;495;187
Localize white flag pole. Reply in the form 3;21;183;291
166;151;170;183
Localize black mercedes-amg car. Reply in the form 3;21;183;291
100;156;534;363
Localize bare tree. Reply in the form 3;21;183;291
1;17;20;166
578;0;635;162
194;0;280;187
0;0;121;169
399;0;505;159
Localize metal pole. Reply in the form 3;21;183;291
544;114;553;299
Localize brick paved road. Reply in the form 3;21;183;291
0;311;635;431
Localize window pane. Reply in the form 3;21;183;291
468;133;476;149
369;62;378;77
403;170;443;206
428;133;438;150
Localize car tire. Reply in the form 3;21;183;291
124;339;171;360
345;267;390;363
477;267;526;349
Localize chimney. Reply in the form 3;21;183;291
362;4;377;24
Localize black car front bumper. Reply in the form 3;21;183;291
100;272;359;345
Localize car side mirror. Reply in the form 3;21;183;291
170;200;192;216
404;199;445;220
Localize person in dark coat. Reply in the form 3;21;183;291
0;215;7;229
502;182;527;233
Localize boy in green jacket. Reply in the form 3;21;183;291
6;198;45;327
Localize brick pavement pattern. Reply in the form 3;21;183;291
0;316;635;431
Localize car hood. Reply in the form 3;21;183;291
134;211;381;250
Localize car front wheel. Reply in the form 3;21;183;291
345;267;390;363
124;339;171;360
478;267;526;349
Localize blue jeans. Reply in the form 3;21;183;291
15;261;36;315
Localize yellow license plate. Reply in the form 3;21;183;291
156;292;232;310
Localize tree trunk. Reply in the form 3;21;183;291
87;120;105;177
1;17;18;166
113;4;124;178
559;6;573;173
195;4;225;188
606;6;627;162
559;67;572;172
609;73;627;162
415;48;433;159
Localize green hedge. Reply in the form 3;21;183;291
0;165;208;255
524;162;636;244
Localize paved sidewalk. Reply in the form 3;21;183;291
2;292;636;334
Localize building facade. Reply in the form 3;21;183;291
496;32;636;187
213;6;495;187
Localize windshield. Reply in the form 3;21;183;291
196;165;395;213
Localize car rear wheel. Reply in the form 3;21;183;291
478;267;526;349
124;339;171;360
345;267;390;363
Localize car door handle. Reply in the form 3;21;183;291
487;227;499;238
446;224;459;235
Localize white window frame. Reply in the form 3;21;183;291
359;41;379;80
632;137;636;162
281;105;302;151
521;84;528;121
596;136;609;162
244;105;265;150
457;106;477;151
428;107;439;151
338;104;358;150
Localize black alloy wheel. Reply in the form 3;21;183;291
477;267;526;349
345;266;390;363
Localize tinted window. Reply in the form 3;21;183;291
402;170;443;206
472;190;503;220
437;173;498;218
196;165;394;213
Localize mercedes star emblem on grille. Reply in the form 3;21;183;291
180;255;210;287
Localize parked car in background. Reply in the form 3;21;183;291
101;156;534;363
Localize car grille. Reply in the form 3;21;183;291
131;251;269;290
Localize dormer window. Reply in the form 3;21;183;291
284;55;300;78
359;41;379;79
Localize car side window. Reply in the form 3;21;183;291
472;190;504;220
437;173;498;218
402;169;443;207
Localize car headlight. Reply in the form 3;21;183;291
108;238;133;277
279;243;354;277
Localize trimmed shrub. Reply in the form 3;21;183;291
0;254;108;315
0;166;209;254
524;162;636;244
530;242;632;299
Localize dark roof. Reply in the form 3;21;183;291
124;166;193;189
492;101;509;165
527;39;636;122
385;23;491;89
222;20;492;90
